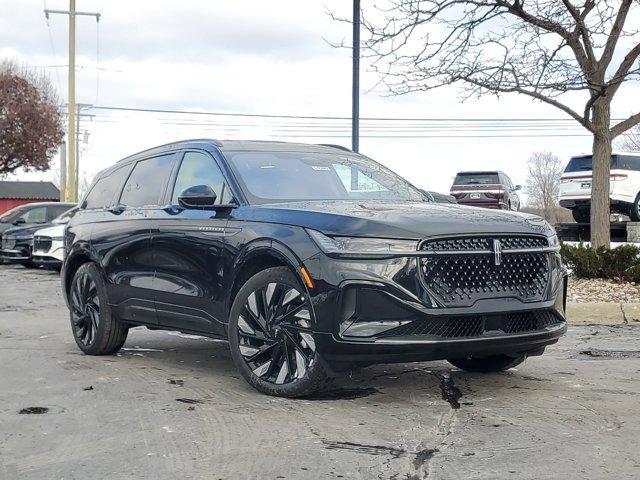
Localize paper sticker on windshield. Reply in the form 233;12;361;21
260;165;275;169
311;166;331;171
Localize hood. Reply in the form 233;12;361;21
34;224;65;238
234;201;553;239
2;223;52;238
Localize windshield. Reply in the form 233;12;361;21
52;207;78;224
453;173;500;185
0;205;27;223
225;151;426;204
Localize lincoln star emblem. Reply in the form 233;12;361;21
493;239;503;266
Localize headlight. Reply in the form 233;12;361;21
307;229;418;256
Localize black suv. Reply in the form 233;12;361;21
62;140;567;397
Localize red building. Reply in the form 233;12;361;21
0;181;60;215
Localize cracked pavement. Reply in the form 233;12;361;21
1;264;639;479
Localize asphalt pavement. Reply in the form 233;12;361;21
1;264;639;479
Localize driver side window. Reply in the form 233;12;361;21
171;151;232;205
21;206;47;223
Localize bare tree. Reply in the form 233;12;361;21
526;151;564;223
343;1;640;247
617;125;640;151
0;60;64;176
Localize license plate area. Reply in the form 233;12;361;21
470;193;481;199
581;182;591;189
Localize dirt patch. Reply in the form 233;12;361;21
434;372;462;409
19;407;49;415
579;349;640;359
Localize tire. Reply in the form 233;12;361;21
228;266;329;397
20;261;38;269
572;207;590;224
629;193;640;222
448;355;525;372
69;263;128;355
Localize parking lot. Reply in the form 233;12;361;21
0;264;639;479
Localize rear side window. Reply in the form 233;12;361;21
84;165;131;209
453;173;500;185
171;151;232;204
120;155;174;207
563;155;640;172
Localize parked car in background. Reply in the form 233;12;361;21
558;153;640;223
0;202;74;237
62;140;566;398
32;207;79;270
1;203;76;267
450;171;521;210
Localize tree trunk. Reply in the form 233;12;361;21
590;103;612;248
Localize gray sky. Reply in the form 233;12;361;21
2;0;638;197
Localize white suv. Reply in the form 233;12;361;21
559;153;640;223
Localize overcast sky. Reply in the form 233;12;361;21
2;0;639;199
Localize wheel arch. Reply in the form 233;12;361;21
226;240;311;317
62;247;98;305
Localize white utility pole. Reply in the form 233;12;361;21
59;141;66;201
44;1;100;203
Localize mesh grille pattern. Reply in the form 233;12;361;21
378;310;563;339
419;236;550;307
33;237;52;252
422;235;548;252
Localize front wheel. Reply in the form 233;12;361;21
629;193;640;222
448;355;525;372
228;267;329;397
69;263;128;355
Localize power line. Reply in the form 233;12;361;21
91;104;626;123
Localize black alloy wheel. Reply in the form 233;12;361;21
229;267;329;397
70;270;101;347
69;263;129;355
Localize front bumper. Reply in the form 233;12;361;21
0;248;31;262
304;248;567;366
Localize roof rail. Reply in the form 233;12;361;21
317;143;352;152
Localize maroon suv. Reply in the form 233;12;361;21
450;171;521;210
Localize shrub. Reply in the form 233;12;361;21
560;243;640;282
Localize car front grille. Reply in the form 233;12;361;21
2;237;15;250
419;235;551;307
33;236;52;252
378;310;563;339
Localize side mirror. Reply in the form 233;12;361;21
13;217;26;225
178;185;217;209
515;185;522;191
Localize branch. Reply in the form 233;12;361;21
459;75;593;131
561;0;596;64
599;0;633;69
612;112;640;139
608;41;640;97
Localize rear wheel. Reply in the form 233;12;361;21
629;193;640;222
228;267;329;397
69;263;128;355
572;207;590;224
448;355;525;372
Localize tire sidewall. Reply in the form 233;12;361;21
227;267;327;397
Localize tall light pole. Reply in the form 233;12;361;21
352;0;360;154
44;1;100;202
